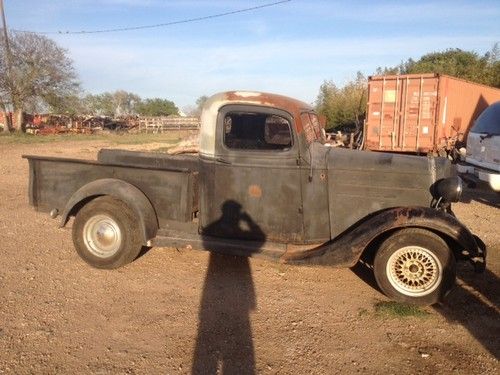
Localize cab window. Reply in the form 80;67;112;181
223;112;293;150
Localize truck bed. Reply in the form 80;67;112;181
97;149;199;172
23;150;199;226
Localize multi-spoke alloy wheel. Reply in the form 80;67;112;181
386;246;442;297
374;228;456;306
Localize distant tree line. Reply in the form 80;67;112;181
317;44;500;130
52;90;179;117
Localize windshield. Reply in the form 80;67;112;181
471;102;500;135
301;112;326;144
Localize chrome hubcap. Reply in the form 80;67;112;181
83;214;122;258
386;246;442;297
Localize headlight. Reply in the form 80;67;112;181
433;176;463;203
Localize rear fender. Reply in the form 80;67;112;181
60;178;158;244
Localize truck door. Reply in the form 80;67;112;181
199;104;304;243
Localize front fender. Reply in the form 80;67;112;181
60;178;158;244
286;207;486;271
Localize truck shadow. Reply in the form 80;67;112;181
352;261;500;359
192;200;264;374
459;184;499;209
434;266;499;359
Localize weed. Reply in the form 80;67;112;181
374;301;429;318
358;308;369;317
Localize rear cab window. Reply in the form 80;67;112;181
223;111;293;151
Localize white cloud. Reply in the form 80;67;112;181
58;33;497;106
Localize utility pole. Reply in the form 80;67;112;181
0;0;13;132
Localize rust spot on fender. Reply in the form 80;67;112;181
248;184;262;198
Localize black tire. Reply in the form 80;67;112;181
373;228;456;306
72;196;143;269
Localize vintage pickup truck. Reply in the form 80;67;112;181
24;91;486;305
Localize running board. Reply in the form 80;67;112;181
151;229;352;266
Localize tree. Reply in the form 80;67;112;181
46;94;86;116
376;44;500;88
0;32;79;131
316;72;367;130
82;90;141;116
82;93;114;116
183;95;209;117
135;98;179;116
196;95;209;113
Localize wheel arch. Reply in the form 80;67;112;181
356;207;483;269
60;178;158;244
288;207;484;271
360;225;464;264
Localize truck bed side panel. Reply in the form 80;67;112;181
26;157;196;224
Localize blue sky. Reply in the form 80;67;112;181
5;0;500;110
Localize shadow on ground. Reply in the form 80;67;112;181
434;265;500;359
460;183;499;209
192;200;264;374
353;258;499;360
191;253;256;375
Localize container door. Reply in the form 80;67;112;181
398;77;439;153
366;76;439;153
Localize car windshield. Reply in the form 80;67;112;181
470;102;500;135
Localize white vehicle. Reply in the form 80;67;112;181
458;102;500;191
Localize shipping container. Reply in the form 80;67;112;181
364;74;500;155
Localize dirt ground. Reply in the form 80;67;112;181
0;140;498;374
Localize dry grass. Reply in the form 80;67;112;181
0;131;188;145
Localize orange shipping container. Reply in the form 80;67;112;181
364;74;500;155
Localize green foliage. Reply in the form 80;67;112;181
374;301;429;318
83;93;115;116
46;94;87;115
376;43;500;88
316;72;367;130
196;95;209;111
82;90;141;116
0;32;79;130
135;98;179;116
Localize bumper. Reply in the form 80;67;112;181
457;163;500;191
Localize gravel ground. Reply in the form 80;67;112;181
0;140;498;374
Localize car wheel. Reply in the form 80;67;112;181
374;228;456;305
72;196;143;269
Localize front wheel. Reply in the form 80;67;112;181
72;196;144;269
374;228;456;306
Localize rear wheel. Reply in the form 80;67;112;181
374;228;456;305
72;196;143;269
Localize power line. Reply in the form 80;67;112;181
12;0;291;35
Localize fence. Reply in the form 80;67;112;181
139;116;200;133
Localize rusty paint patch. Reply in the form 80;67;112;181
248;184;262;198
224;91;313;134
